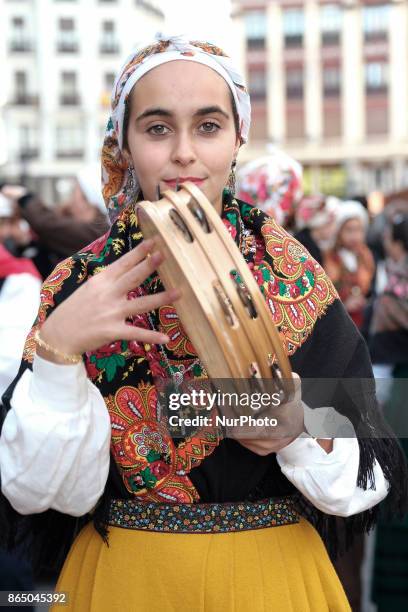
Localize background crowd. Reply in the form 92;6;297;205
0;152;407;610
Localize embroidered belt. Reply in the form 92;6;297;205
108;496;299;534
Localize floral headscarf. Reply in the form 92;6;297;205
295;195;339;231
236;148;303;228
101;34;251;223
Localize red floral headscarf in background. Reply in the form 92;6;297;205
236;148;303;229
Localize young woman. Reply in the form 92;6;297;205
0;35;406;611
324;200;375;329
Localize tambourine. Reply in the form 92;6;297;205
137;182;294;403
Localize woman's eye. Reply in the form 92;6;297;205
148;125;170;135
199;122;220;133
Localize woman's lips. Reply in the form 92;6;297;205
163;178;206;188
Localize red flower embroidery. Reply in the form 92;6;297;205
95;341;122;359
290;284;301;298
150;461;171;479
268;280;280;296
222;220;237;240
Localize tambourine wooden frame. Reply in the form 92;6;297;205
137;182;294;400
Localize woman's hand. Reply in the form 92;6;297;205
232;373;305;455
38;238;179;363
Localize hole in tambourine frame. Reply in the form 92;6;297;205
169;209;194;242
187;201;212;233
231;272;258;319
213;281;237;327
271;363;291;404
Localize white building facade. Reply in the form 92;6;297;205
0;0;164;201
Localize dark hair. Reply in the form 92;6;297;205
391;213;408;252
122;86;241;152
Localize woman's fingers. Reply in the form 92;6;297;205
107;238;155;280
114;250;164;295
119;324;170;345
123;288;181;317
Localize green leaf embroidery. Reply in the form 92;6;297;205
146;450;161;463
278;281;287;297
141;468;157;489
305;269;315;287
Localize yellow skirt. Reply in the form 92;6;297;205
53;518;350;612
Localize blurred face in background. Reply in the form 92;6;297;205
60;183;97;222
338;218;365;252
124;60;240;214
311;219;336;250
0;216;30;246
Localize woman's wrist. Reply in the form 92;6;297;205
35;325;82;365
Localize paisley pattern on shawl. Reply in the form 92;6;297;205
22;193;337;503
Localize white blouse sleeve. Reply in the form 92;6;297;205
276;406;389;517
0;273;41;399
0;354;111;517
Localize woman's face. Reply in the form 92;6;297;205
338;218;365;251
124;60;240;213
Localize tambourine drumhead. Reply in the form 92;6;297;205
137;182;294;402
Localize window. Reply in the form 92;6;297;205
10;16;31;51
57;18;78;52
60;71;80;105
283;9;304;48
19;125;39;159
363;4;390;40
245;11;266;49
14;71;37;104
248;68;266;100
100;21;119;53
365;62;388;93
56;125;83;158
286;68;303;99
320;4;342;46
323;66;341;97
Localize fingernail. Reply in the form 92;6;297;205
151;251;163;264
159;334;170;344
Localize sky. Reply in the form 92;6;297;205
160;0;233;46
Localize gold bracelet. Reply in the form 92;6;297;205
34;329;82;364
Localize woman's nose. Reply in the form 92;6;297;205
171;133;196;166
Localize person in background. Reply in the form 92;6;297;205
324;200;375;329
0;234;41;610
369;213;408;611
294;194;339;266
1;166;109;277
236;148;303;230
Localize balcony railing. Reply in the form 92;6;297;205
13;94;39;106
284;35;303;48
60;94;81;106
20;148;39;160
9;40;33;52
247;38;265;51
57;41;79;53
100;42;120;54
321;32;340;47
56;149;84;159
